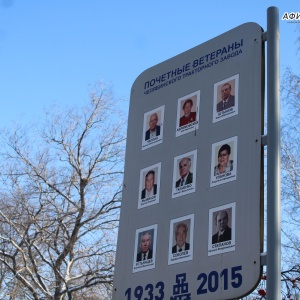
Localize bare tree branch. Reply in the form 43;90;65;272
0;82;126;300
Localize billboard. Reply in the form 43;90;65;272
113;22;264;300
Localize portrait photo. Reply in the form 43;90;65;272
138;162;161;209
210;136;238;187
142;105;165;150
213;74;239;123
208;202;236;256
172;149;197;198
133;224;157;273
168;214;194;265
176;90;200;137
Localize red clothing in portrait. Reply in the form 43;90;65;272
179;111;196;127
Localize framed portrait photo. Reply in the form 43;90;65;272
210;136;237;187
142;106;165;150
138;162;161;209
176;91;200;137
213;74;239;123
208;202;236;256
133;224;157;273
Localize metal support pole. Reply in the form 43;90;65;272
267;6;281;300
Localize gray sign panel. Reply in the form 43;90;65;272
113;22;264;300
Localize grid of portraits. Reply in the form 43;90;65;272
133;74;239;273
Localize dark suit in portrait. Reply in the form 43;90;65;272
176;172;193;188
136;249;153;262
172;242;190;253
216;95;235;112
141;184;157;199
145;125;161;141
212;226;232;244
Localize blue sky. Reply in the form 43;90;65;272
0;0;299;126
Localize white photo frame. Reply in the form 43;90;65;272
168;214;194;265
210;136;237;187
176;91;200;137
133;224;157;273
172;149;197;198
142;106;165;150
213;74;239;123
208;203;236;256
138;162;161;209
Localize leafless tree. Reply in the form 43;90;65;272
240;28;300;300
279;64;300;300
0;83;126;299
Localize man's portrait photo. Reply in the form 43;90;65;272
210;136;237;187
212;210;231;244
176;90;200;137
142;106;165;150
136;231;153;262
216;82;235;112
213;74;239;123
208;203;236;256
172;150;197;198
133;224;157;272
145;113;160;141
175;157;193;188
138;163;161;209
168;214;194;265
172;222;190;253
141;170;157;199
